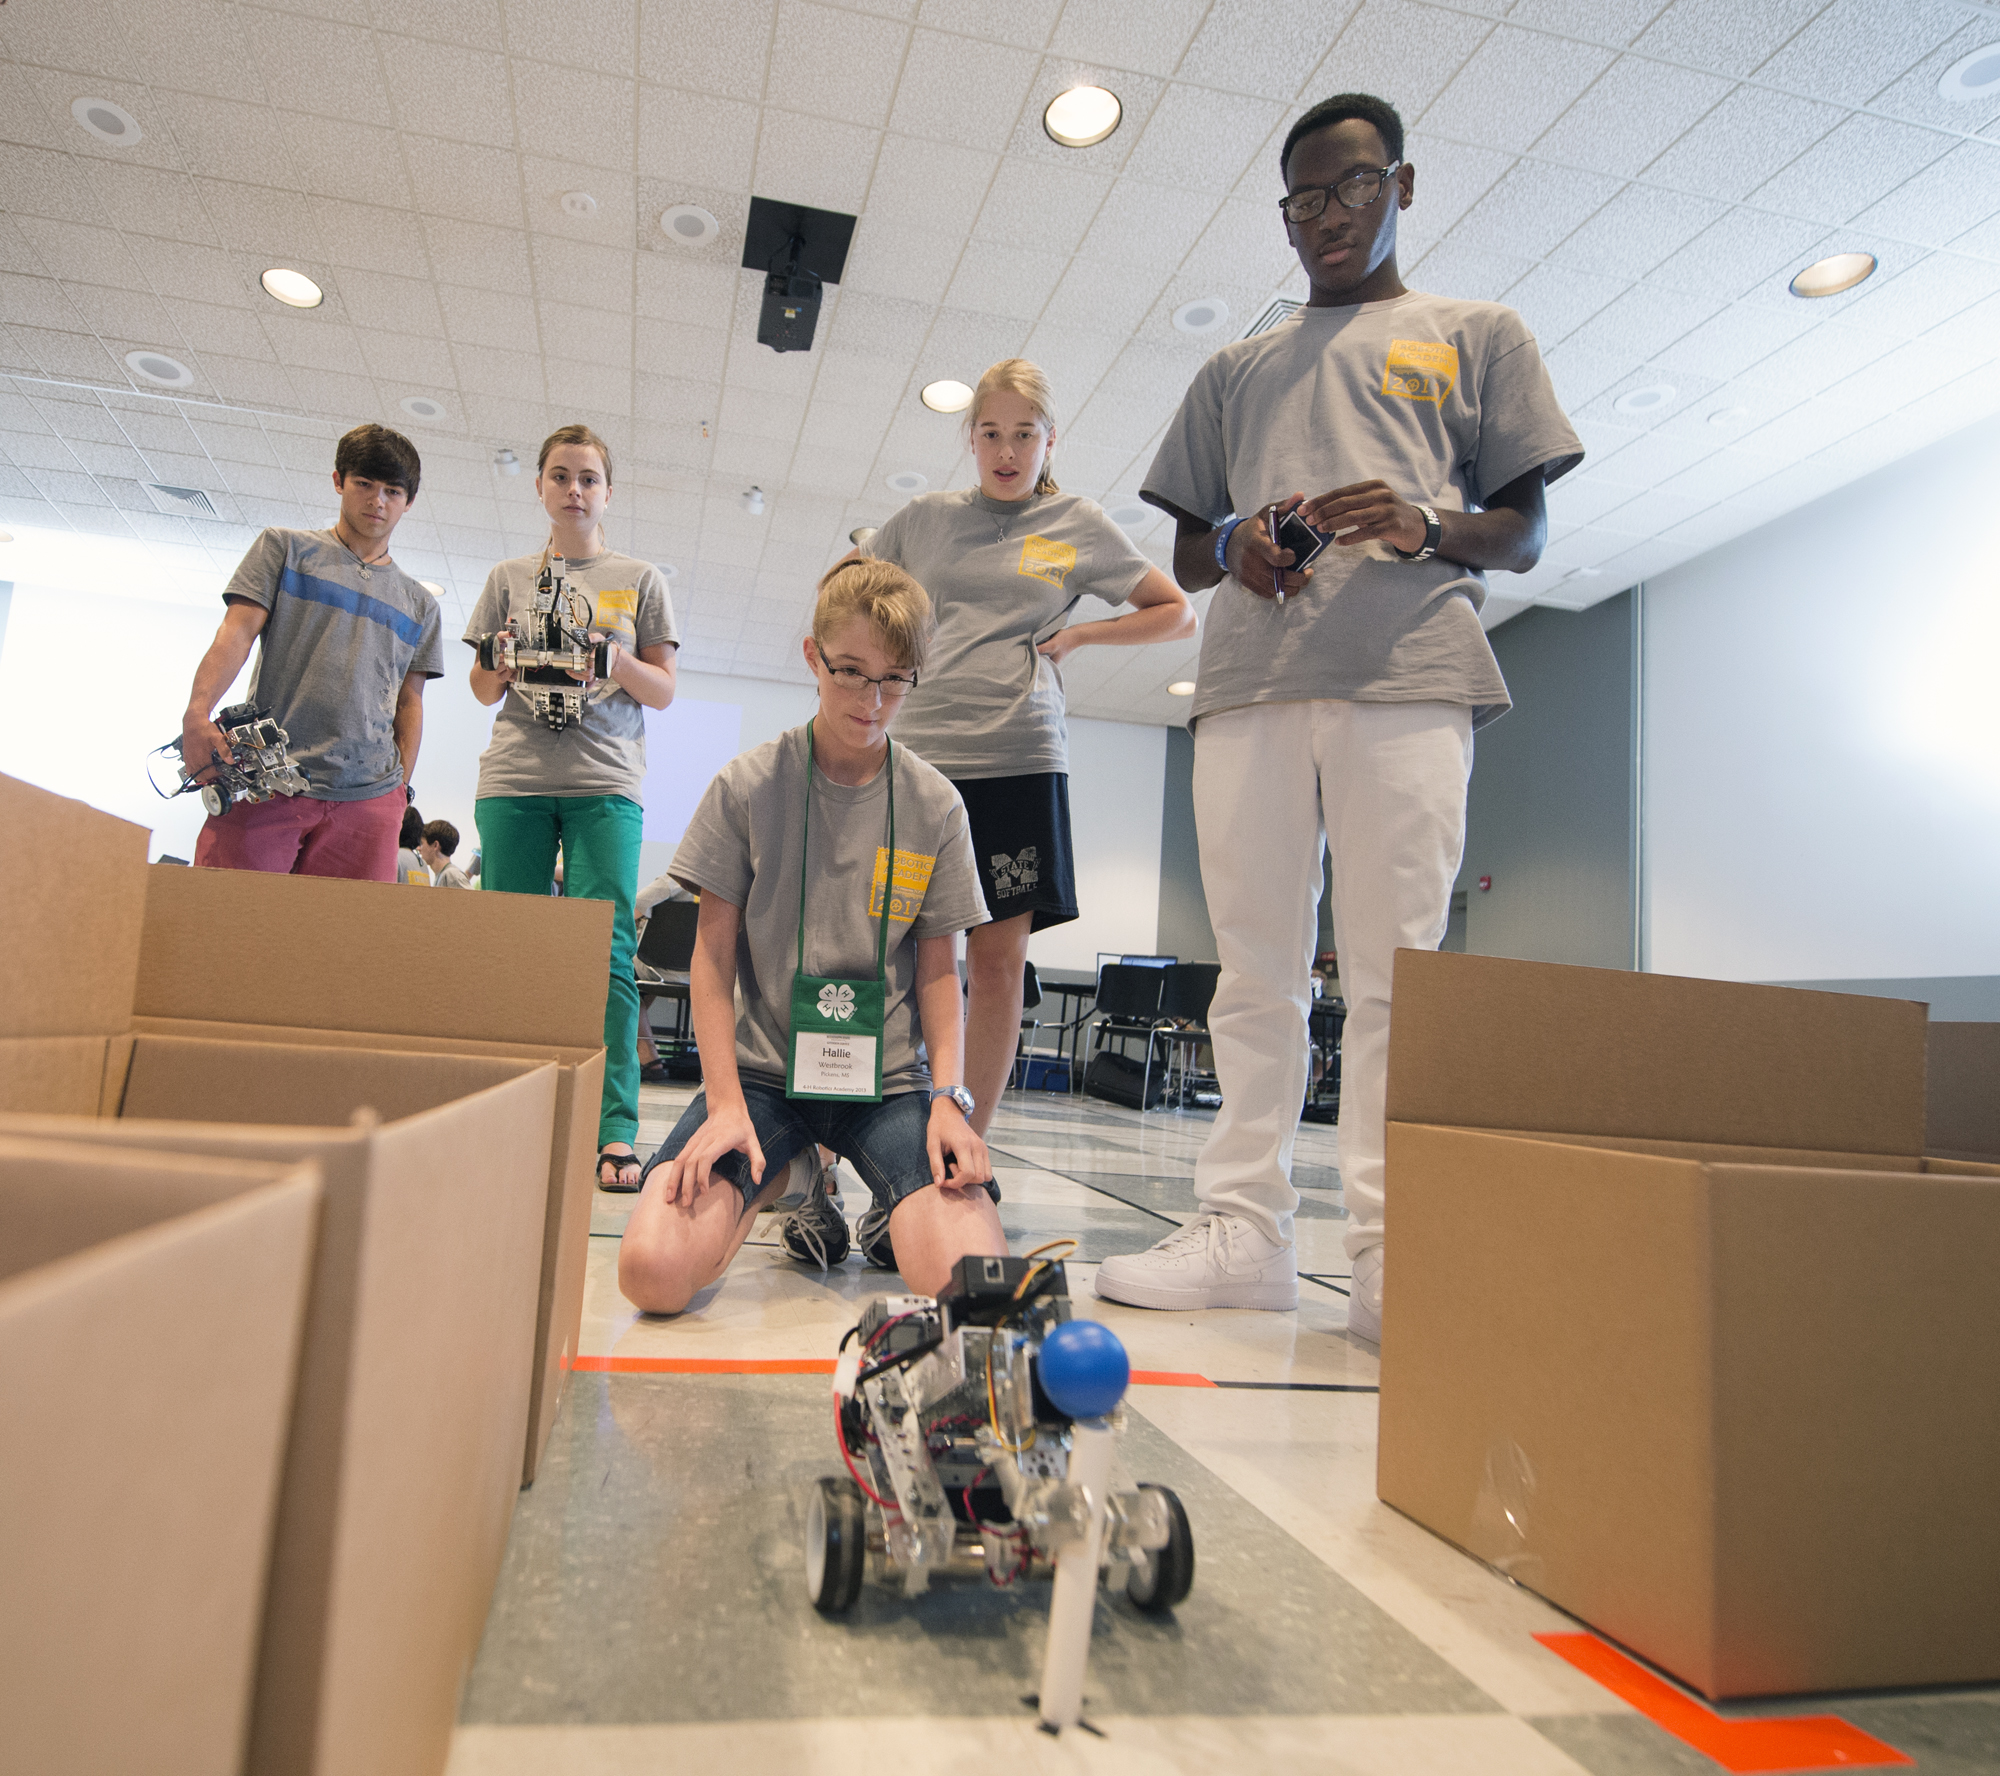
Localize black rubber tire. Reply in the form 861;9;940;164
476;635;498;672
1125;1484;1194;1612
593;639;612;679
200;781;230;818
806;1476;866;1614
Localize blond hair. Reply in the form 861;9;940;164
813;559;934;673
965;358;1059;496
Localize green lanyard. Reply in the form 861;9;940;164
786;721;896;1101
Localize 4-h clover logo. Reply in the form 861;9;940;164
816;983;856;1022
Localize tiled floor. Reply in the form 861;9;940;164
448;1085;2000;1775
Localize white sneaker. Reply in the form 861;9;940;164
1094;1212;1298;1311
1346;1244;1383;1345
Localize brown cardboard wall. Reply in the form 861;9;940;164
1927;1022;2000;1159
1388;949;1927;1154
0;1140;320;1776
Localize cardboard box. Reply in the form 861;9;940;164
0;1136;321;1776
1377;950;2000;1700
131;860;612;1483
0;774;567;1776
1928;1021;2000;1161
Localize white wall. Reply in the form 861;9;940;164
1026;714;1167;973
1644;412;2000;983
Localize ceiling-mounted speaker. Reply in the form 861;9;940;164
742;196;857;355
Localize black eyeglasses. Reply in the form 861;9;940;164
1279;162;1402;224
825;664;917;699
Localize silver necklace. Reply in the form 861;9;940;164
984;491;1037;548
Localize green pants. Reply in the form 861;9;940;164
475;794;644;1148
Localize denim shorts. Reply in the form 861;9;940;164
640;1080;1003;1216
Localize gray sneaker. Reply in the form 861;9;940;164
778;1162;851;1270
855;1202;896;1271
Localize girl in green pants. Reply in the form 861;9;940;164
467;424;680;1190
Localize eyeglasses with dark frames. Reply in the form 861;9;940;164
1279;162;1403;225
824;663;918;699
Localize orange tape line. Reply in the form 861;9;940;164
573;1357;1218;1385
1130;1369;1217;1387
1535;1633;1913;1773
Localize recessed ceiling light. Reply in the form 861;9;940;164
1706;406;1750;428
0;531;13;545
849;526;878;546
1612;383;1677;416
659;563;677;578
885;470;928;495
125;350;194;388
661;204;720;247
72;97;142;146
260;267;323;309
400;395;448;422
1789;252;1877;299
1044;86;1122;149
561;191;598;218
921;379;974;413
1167;680;1196;696
1107;502;1153;529
1172;298;1230;335
418;580;446;598
1938;42;2000;103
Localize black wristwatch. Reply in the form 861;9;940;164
1394;503;1442;562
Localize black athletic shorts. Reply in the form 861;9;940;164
950;772;1078;932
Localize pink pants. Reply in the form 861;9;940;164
193;789;404;882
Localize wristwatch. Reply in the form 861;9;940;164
1212;514;1245;573
1395;504;1442;562
931;1084;975;1117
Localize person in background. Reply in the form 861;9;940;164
468;423;679;1193
846;358;1195;1265
181;424;443;881
418;819;471;888
616;560;1000;1314
396;803;428;885
1095;92;1582;1343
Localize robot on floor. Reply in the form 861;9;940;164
471;553;610;732
149;702;309;817
806;1245;1195;1734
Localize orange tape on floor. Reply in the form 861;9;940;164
1535;1633;1913;1773
572;1357;1217;1385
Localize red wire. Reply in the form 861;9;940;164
834;1399;896;1511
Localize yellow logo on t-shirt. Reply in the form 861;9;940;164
1017;534;1077;588
1383;340;1459;406
590;586;638;642
868;846;936;921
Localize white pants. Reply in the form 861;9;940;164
1191;699;1474;1259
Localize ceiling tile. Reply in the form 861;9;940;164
536;298;631;367
201;353;304;408
1648;298;1823;380
838;218;963;305
338;269;449;338
0;271;85;333
529;234;633;311
637;85;758;188
370;0;506;51
1527;54;1731;178
0;0;136;80
424;217;538;294
261;311;369;375
1413;238;1538;302
1734;316;1889;405
401;137;528;229
1833;250;1998;340
1499;262;1629;346
635;252;740;323
510;60;637;172
1565;280;1723;361
1865;17;2000;135
972;159;1110;256
1122;84;1287;196
1305;1;1496;123
1845;140;2000;250
1447;160;1624;260
1646;205;1828;300
1503;0;1673;43
1421;25;1615;155
500;0;638;76
245;13;399;128
770;0;907;130
544;356;632;414
1825;331;1978;413
1179;195;1296;295
361;331;462;388
12;325;126;382
1048;0;1208;79
913;306;1029;383
85;159;221;248
1748;113;1953;227
886;30;1036;152
866;133;998;232
0;146;110;231
1640;84;1841;196
1631;0;1828;78
151;93;303;193
1397;136;1515;246
1178;0;1361;100
383;35;516;148
1750;0;1965;109
1585;426;1715;488
754;108;883;214
1037;257;1161;339
638;0;777;104
636;317;729;383
1548;182;1726;279
945;238;1067;321
910;0;1063;52
309;198;432;275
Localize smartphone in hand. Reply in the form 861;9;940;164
1264;505;1332;604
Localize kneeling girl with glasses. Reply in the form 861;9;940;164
617;560;1006;1316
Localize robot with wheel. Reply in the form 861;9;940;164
806;1248;1196;1734
149;702;309;817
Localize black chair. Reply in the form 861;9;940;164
636;898;699;971
1012;960;1051;1089
1146;962;1220;1107
1302;996;1345;1123
1082;965;1166;1106
636;900;701;1075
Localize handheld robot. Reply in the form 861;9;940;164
808;1245;1195;1734
150;702;308;817
471;553;610;731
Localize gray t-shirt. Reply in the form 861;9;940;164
222;528;446;802
669;725;991;1095
464;549;679;801
863;488;1152;779
1142;290;1583;730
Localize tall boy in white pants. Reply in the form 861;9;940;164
1095;92;1582;1341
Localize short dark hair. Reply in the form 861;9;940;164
422;818;459;859
334;423;422;501
400;805;424;850
1280;93;1405;183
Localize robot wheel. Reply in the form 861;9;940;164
200;782;231;818
805;1475;867;1614
1124;1484;1194;1613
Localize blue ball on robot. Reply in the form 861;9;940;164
1037;1319;1131;1420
